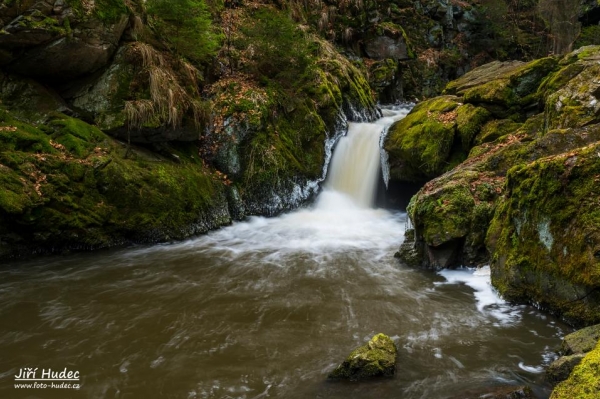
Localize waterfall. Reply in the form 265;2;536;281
322;104;413;208
324;122;383;208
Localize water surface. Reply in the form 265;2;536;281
0;108;569;398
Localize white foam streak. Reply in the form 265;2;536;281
437;266;521;326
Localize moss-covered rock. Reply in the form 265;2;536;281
445;57;558;119
487;141;600;326
1;0;130;79
560;324;600;355
541;46;600;130
328;334;397;381
207;34;377;217
0;108;231;259
546;354;586;385
384;95;462;182
550;340;600;399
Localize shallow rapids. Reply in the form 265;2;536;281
0;106;569;399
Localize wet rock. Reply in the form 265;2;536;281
560;324;600;355
547;353;586;385
328;334;397;381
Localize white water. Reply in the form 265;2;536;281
167;106;413;259
324;105;412;207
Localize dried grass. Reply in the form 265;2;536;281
125;43;205;131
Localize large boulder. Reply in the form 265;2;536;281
0;108;231;259
487;140;600;326
328;334;397;381
1;0;130;79
384;95;490;183
393;47;600;280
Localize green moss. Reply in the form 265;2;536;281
550;340;600;399
328;334;397;381
0;109;230;256
488;142;600;325
475;119;522;145
414;182;476;246
384;96;461;181
456;104;491;151
49;115;105;157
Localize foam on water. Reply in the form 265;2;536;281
188;190;405;260
437;266;522;326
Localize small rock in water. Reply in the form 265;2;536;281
328;333;396;381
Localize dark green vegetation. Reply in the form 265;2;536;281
0;0;381;256
328;334;397;381
146;0;221;63
0;108;230;258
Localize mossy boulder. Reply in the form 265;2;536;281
0;108;231;259
1;0;130;79
546;354;586;385
550;339;600;399
487;141;600;326
540;46;600;130
445;57;558;119
398;114;600;270
561;324;600;355
328;334;397;381
384;94;494;184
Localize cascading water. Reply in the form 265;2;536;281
0;105;568;399
325;122;383;207
322;104;413;208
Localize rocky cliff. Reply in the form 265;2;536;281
390;46;600;327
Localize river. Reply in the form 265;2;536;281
0;106;569;398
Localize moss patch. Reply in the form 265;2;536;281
0;109;230;258
328;334;397;381
550;340;600;399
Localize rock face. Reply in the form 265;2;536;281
391;46;600;288
328;334;397;381
1;0;130;79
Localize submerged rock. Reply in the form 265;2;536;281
328;334;397;381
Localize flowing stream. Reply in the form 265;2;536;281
0;106;569;399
